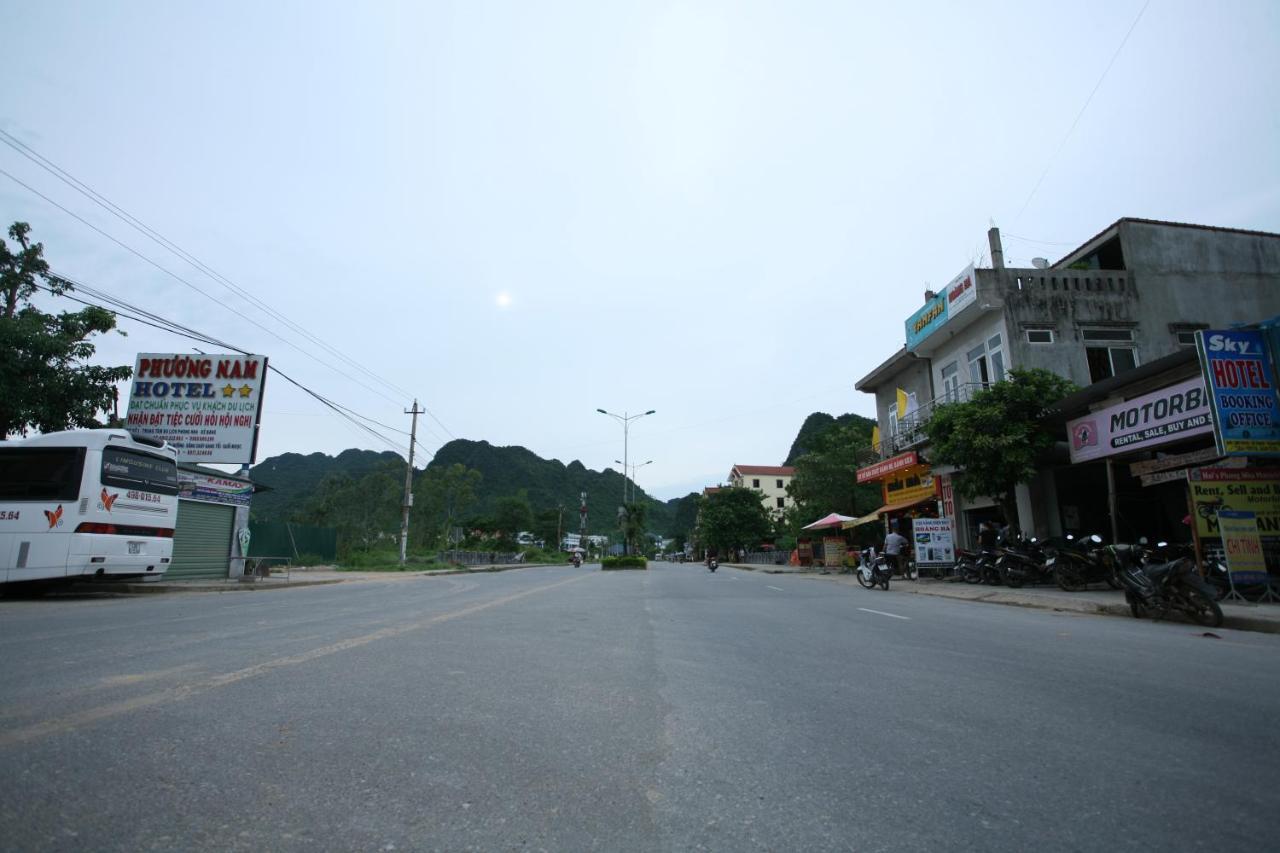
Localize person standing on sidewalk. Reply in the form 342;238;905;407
883;525;909;575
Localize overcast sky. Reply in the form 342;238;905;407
3;0;1279;499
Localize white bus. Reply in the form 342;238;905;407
0;429;179;586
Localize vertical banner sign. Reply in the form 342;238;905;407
1216;510;1269;585
1196;329;1280;456
823;536;846;568
125;353;268;464
912;517;955;567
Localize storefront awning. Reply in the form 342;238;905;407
801;512;856;531
842;494;937;529
841;510;883;529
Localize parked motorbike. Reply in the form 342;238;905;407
1047;534;1119;591
995;536;1053;588
857;548;891;591
962;547;1003;585
1110;544;1223;628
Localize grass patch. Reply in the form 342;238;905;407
337;552;449;572
601;556;648;570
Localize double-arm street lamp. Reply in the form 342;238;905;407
597;408;655;554
615;459;653;503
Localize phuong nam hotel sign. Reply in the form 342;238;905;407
125;353;268;465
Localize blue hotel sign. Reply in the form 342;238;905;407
905;291;948;350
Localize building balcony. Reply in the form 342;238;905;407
855;382;989;465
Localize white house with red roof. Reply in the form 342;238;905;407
728;464;796;519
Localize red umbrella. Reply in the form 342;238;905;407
801;512;856;531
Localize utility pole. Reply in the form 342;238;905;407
579;491;587;558
399;399;423;566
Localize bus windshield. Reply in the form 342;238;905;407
0;447;86;501
100;447;179;495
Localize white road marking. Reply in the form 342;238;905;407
767;585;784;592
858;607;910;620
729;576;739;581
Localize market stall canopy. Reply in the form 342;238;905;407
841;510;883;530
800;512;856;531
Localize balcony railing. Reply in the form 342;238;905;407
855;382;990;465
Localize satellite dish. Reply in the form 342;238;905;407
1032;257;1049;269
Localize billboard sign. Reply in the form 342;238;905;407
912;517;955;567
125;353;268;464
1196;329;1280;456
905;291;948;350
856;451;919;484
1066;378;1212;464
945;264;977;316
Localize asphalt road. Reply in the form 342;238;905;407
2;562;1279;852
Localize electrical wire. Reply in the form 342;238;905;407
0;128;417;404
28;276;410;457
1013;0;1152;223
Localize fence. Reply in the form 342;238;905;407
437;549;523;566
248;521;338;562
740;550;790;566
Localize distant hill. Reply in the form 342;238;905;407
784;412;877;465
428;439;676;534
249;448;402;521
248;439;688;536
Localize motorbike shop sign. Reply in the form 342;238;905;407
1187;467;1280;541
1216;509;1270;586
125;353;269;465
1066;377;1212;464
912;517;955;567
904;264;978;351
1196;329;1280;457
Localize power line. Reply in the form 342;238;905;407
0;128;417;403
1013;0;1152;223
29;275;409;457
0;164;410;407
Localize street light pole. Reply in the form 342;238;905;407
597;408;655;554
615;459;653;503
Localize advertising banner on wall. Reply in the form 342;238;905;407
905;264;978;351
125;353;268;464
177;470;254;506
1066;377;1212;464
1187;467;1280;544
1216;509;1270;586
945;264;977;316
912;517;955;567
1196;329;1280;456
856;451;919;484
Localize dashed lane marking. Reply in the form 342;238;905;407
767;585;784;592
858;607;910;620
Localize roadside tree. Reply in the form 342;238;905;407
923;368;1077;530
697;487;773;557
1;222;132;436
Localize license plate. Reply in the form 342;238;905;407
128;541;143;555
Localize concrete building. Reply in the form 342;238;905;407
728;464;796;519
855;218;1280;546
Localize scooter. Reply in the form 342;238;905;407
571;553;582;568
707;556;718;572
857;548;891;591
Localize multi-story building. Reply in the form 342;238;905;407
727;464;796;519
855;218;1280;546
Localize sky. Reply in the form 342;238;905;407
2;0;1279;499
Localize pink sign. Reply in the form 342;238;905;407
1066;377;1212;463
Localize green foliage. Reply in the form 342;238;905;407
295;460;402;555
492;491;534;547
619;500;647;554
601;555;648;570
250;448;404;522
412;462;483;547
785;419;881;527
338;550;446;571
924;368;1078;527
666;492;700;540
0;222;132;436
696;487;773;554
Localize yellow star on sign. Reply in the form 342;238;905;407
238;384;253;398
222;384;235;397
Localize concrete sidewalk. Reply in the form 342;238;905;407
727;563;1280;635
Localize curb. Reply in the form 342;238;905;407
786;572;1280;636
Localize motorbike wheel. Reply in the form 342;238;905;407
961;564;981;584
1128;595;1146;620
881;576;890;591
904;561;918;581
1104;571;1122;591
1003;569;1024;589
1185;589;1223;628
857;571;875;590
1055;567;1085;592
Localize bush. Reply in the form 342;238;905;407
601;556;648;570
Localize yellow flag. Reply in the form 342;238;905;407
896;388;908;419
871;424;881;450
